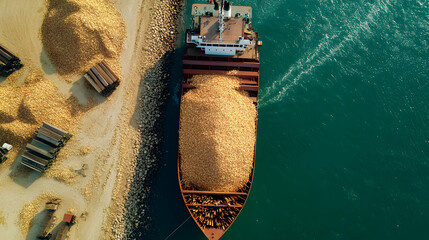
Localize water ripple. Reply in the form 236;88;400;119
260;0;391;107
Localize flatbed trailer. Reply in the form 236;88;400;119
36;200;60;239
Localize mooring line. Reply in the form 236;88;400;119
164;216;191;240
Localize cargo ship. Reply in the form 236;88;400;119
178;0;260;239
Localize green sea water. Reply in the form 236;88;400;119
139;0;429;239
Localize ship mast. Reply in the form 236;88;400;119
218;0;224;42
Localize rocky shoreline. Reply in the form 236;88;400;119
107;0;184;238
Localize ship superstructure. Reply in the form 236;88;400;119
187;0;258;56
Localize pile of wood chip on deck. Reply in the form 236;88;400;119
179;75;257;192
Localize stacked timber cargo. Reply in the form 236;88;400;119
0;44;23;77
84;61;120;96
0;143;12;164
20;123;72;172
37;200;60;239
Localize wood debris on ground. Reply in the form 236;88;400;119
0;67;81;164
18;193;61;234
45;167;79;184
0;210;5;225
41;0;126;76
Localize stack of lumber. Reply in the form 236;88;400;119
0;45;23;77
84;61;120;96
20;123;72;173
185;194;244;229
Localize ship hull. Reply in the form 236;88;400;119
178;36;260;239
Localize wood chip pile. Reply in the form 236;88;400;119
0;68;78;162
19;193;61;234
0;210;5;225
41;0;125;75
179;75;257;192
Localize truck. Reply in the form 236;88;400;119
51;213;76;240
37;200;60;239
0;143;12;163
0;44;23;77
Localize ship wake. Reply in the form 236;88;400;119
259;0;391;107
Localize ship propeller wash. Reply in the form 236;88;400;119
178;0;260;239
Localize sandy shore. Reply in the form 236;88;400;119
0;0;181;239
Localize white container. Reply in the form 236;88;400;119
224;1;232;18
2;143;12;151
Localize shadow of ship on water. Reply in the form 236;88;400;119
123;45;206;239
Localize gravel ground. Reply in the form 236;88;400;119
0;0;178;239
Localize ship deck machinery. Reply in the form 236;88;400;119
179;1;260;239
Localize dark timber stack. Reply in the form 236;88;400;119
0;44;23;77
84;61;120;96
20;123;72;172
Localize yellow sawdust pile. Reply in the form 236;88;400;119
79;146;91;155
67;208;75;215
18;193;61;234
41;0;126;75
179;75;257;192
0;68;79;163
0;210;5;225
45;167;78;184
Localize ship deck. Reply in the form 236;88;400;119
191;3;253;18
200;16;244;43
